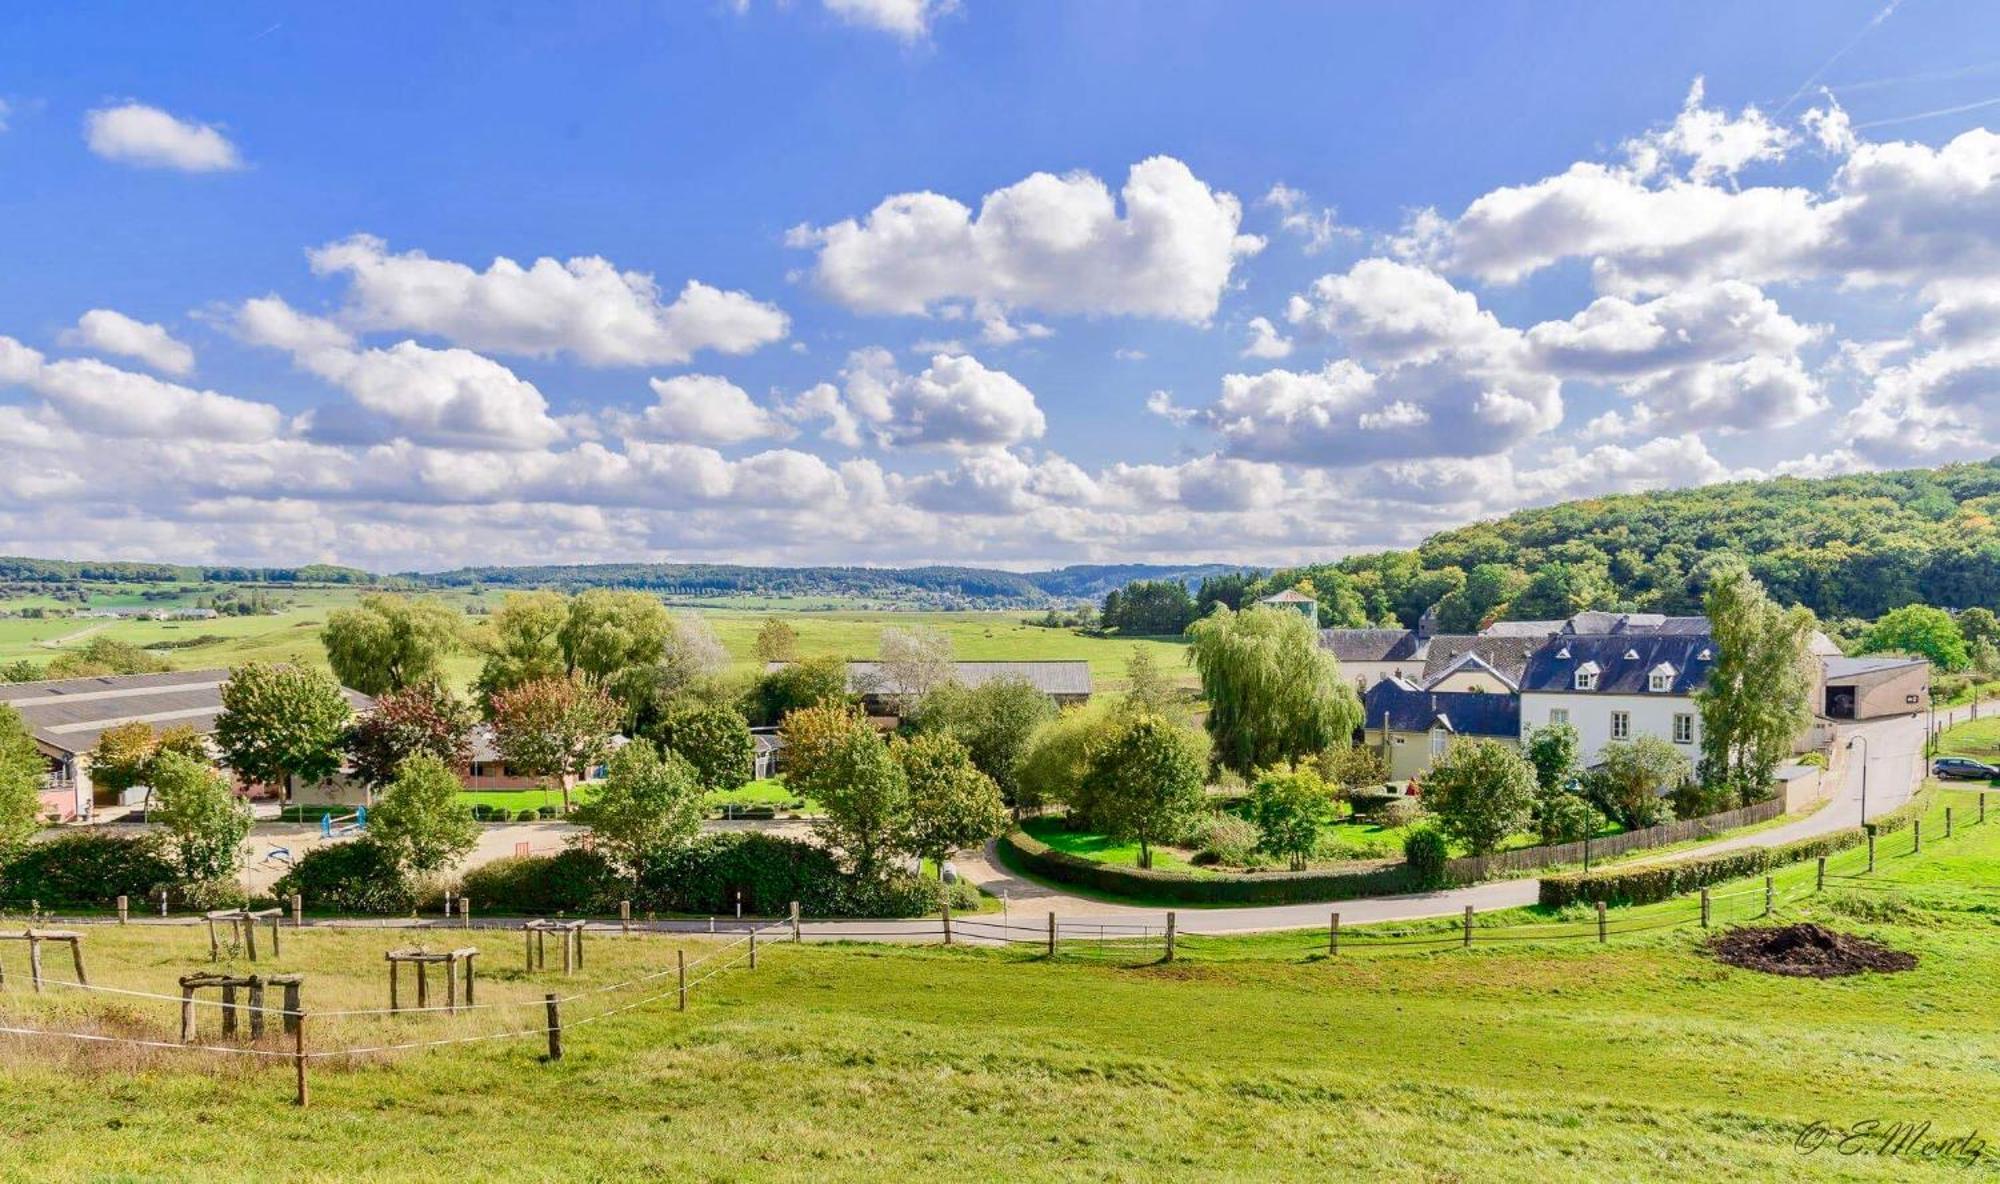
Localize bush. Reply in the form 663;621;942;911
1539;791;1934;908
272;839;417;915
536;805;559;820
0;832;174;908
1379;798;1425;829
517;808;541;823
1193;813;1260;866
835;871;945;918
1403;824;1449;889
638;832;859;917
455;849;622;916
999;828;1412;905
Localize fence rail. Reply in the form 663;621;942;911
1445;798;1785;882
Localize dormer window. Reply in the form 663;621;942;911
1648;661;1677;692
1698;647;1713;661
1555;645;1572;660
1623;648;1640;661
1573;661;1600;691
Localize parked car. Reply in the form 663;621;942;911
1933;756;2000;780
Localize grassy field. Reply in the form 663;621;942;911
2;780;1995;1180
1;587;1193;696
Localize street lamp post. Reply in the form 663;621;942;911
1847;734;1870;828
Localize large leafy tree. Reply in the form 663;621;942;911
1185;604;1363;776
1119;647;1180;719
896;732;1008;877
488;674;621;812
147;750;251;890
1508;561;1616;621
89;721;162;797
1523;722;1581;794
785;705;908;878
320;594;462;697
753;617;799;663
1422;738;1538;856
1079;714;1207;870
1588;736;1690;829
0;705;45;852
1697;559;1816;804
575;740;705;873
1098;580;1197;635
1862;603;1970;672
343;681;477;789
909;677;1055;808
212;663;353;797
1431;563;1529;633
1012;702;1118;817
747;653;851;725
367;754;479;878
874;626;956;710
1250;764;1337;870
473;590;571;705
645;700;755;792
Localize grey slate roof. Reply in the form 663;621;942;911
1520;633;1717;695
1480;619;1565;638
1559;612;1709;636
764;660;1093;698
1318;628;1423;664
0;668;373;756
1420;635;1544;683
1363;680;1520;738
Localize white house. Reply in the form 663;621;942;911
1516;633;1716;765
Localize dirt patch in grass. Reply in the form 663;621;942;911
1706;923;1916;978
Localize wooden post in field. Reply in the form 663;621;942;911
941;898;952;946
677;949;687;1012
220;983;239;1039
1596;901;1607;944
544;994;562;1062
27;932;44;992
247;976;267;1040
1329;912;1340;956
1462;905;1473;949
1867;827;1876;872
525;927;534;972
1700;888;1711;928
1047;912;1057;957
116;895;128;925
1764;875;1774;918
293;1013;309;1108
1946;807;1953;839
207;915;220;962
282;980;302;1036
1817;856;1827;892
620;900;631;934
749;928;758;970
1914;819;1922;854
1164;912;1177;963
180;983;197;1043
1981;795;1987;825
791;901;801;943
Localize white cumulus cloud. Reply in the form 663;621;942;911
59;309;196;376
84;103;242;172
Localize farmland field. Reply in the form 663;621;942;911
2;784;1995;1181
0;584;1194;695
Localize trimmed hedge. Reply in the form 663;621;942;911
1538;790;1936;908
0;833;174;909
637;832;945;918
999;827;1413;905
273;839;418;915
457;849;623;916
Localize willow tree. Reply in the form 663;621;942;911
1185;605;1363;776
1696;558;1816;805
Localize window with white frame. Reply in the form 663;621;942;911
1575;670;1598;690
1549;708;1569;726
1611;711;1630;739
1429;729;1448;757
1673;713;1694;744
1649;671;1671;692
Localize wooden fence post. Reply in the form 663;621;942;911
180;984;196;1043
1764;875;1774;918
243;914;258;963
1047;912;1057;957
1329;912;1339;957
1914;819;1922;854
941;898;952;946
293;1013;309;1108
282;980;302;1036
620;900;631;935
1816;856;1826;892
1596;900;1607;944
1867;827;1876;872
27;933;43;992
749;928;758;970
544;994;562;1062
1981;795;1987;825
677;949;686;1012
791;901;801;943
1700;887;1711;929
463;898;471;930
1946;807;1953;839
1164;912;1176;963
116;895;128;925
207;916;220;962
247;976;267;1040
525;927;534;972
292;894;304;928
1462;905;1473;949
220;983;238;1038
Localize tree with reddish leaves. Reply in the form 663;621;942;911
343;681;477;790
489;674;621;812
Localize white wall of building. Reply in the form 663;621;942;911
1520;691;1702;765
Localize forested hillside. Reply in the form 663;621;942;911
1241;459;2000;631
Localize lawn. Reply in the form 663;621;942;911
1936;715;2000;760
3;784;1997;1180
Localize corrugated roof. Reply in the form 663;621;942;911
0;668;373;756
1823;654;1930;679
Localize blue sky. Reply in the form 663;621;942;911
2;1;1998;572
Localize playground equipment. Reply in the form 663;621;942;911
319;806;367;838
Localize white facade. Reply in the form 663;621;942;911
1519;691;1702;765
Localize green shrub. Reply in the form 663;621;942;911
516;808;540;823
1403;824;1450;888
0;832;174;908
1538;791;1934;908
1379;797;1425;829
837;871;945;918
1193;813;1260;866
943;879;983;912
536;805;559;820
272;839;417;915
455;849;622;916
635;832;944;918
999;828;1411;905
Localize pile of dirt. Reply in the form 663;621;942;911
1706;923;1917;978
